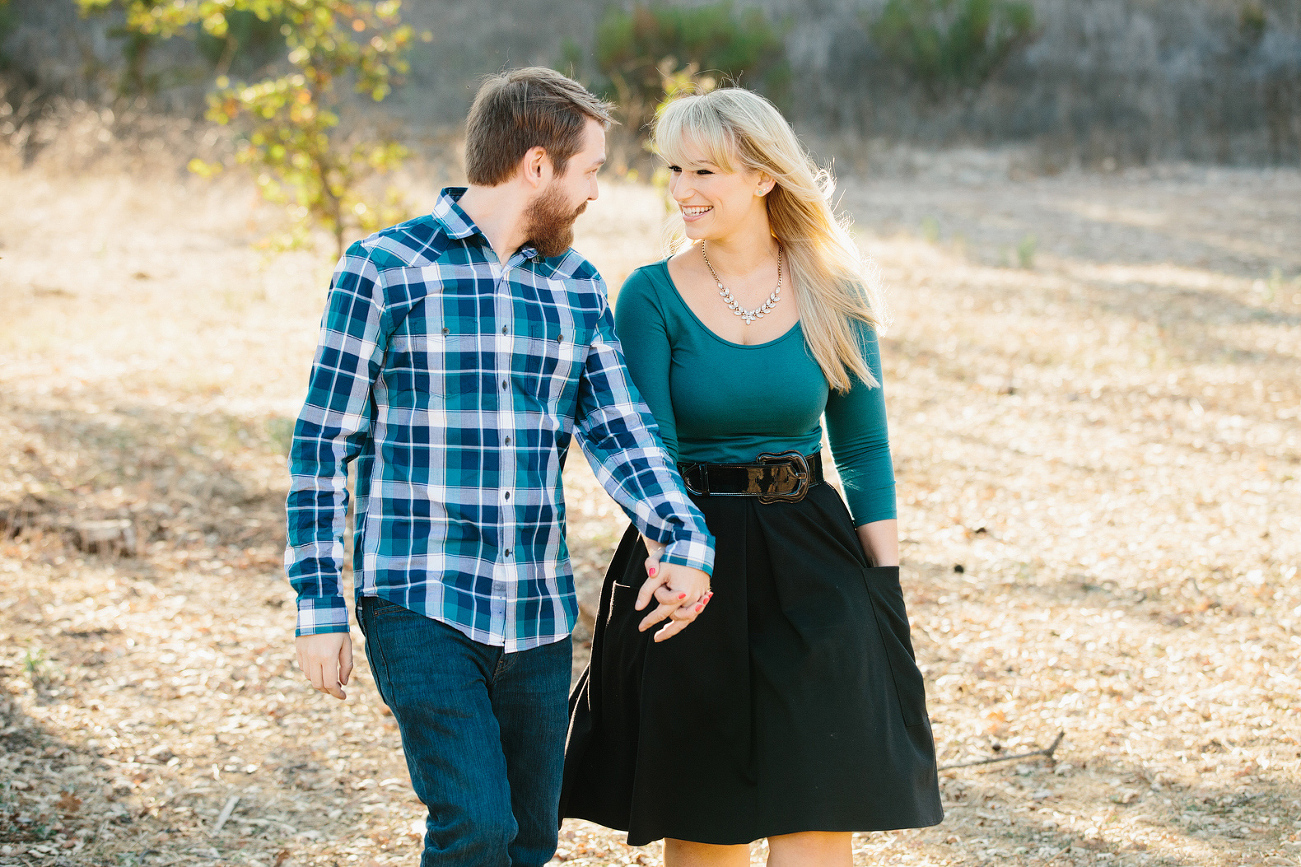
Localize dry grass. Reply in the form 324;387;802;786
0;132;1299;867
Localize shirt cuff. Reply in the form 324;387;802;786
661;533;715;577
295;595;351;636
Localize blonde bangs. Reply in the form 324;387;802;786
654;98;740;173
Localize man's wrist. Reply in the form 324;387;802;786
295;623;351;638
659;543;714;578
295;596;350;636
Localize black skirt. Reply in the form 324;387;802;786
561;482;944;846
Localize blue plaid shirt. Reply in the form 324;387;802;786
285;188;715;651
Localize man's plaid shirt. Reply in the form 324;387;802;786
286;188;715;651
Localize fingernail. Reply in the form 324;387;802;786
678;592;687;600
649;567;657;576
694;602;704;612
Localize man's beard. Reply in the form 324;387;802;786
523;185;587;259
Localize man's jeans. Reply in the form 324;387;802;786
356;596;572;867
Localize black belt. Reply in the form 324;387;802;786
678;450;823;504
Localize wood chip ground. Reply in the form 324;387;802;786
1;134;1298;866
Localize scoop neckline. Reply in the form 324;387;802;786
649;260;802;350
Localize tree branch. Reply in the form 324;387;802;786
939;730;1065;771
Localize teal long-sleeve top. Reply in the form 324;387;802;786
614;261;896;526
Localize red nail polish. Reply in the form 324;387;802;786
649;567;657;576
678;592;687;600
694;602;704;612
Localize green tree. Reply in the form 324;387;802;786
580;2;788;173
77;0;417;257
869;0;1036;101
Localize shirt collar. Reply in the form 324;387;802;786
433;187;540;262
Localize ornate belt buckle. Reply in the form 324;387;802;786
756;450;810;504
679;463;708;497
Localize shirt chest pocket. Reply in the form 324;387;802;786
385;310;456;401
518;321;589;409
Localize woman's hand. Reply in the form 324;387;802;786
634;536;713;641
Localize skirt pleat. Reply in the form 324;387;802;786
561;483;943;846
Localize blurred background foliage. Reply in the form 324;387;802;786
565;1;789;174
194;6;284;76
74;0;418;256
869;0;1037;101
0;0;17;74
2;0;1298;254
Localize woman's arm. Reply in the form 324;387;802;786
826;322;898;565
615;271;683;580
856;519;899;567
614;269;679;460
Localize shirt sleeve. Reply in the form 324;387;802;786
825;321;897;525
284;245;388;636
613;269;679;461
574;279;715;575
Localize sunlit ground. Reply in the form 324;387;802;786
1;129;1298;866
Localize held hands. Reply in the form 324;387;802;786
295;632;353;700
635;536;714;642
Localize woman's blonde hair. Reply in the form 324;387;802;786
655;87;882;391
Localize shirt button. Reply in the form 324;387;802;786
502;379;508;389
505;548;512;557
442;327;450;334
502;325;509;334
504;491;511;500
503;436;511;445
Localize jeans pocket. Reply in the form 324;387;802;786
863;566;929;728
356;596;398;709
366;596;409;620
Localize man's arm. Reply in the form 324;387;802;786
285;247;387;696
573;293;715;640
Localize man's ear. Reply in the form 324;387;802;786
521;145;551;189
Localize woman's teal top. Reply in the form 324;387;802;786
613;261;896;526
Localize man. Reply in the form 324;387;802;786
285;68;715;866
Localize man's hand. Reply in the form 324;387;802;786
641;535;666;577
295;633;353;700
635;550;712;642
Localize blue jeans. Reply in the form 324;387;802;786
357;596;572;867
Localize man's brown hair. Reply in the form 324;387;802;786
465;67;616;187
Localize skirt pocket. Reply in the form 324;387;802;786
862;566;929;728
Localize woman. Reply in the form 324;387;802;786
562;87;943;866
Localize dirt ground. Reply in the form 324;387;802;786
1;123;1299;867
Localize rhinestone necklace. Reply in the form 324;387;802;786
701;242;783;325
